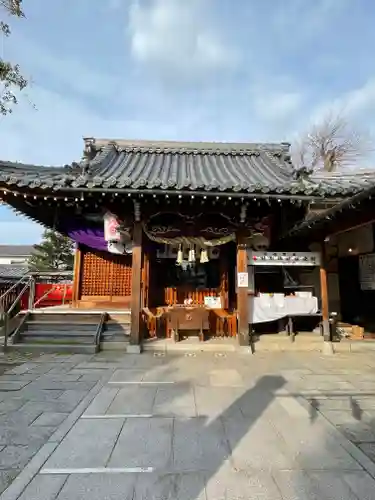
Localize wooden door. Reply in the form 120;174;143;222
79;249;132;307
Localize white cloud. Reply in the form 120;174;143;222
128;0;239;75
305;77;375;132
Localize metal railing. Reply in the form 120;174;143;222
33;283;69;308
1;270;73;351
2;277;32;350
95;313;108;347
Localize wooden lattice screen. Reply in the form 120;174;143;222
80;250;132;298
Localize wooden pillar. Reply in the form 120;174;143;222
141;248;150;309
72;245;82;307
236;233;250;346
219;251;229;309
130;222;143;347
320;244;330;340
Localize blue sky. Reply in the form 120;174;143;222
1;0;375;244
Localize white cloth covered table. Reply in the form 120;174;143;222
250;295;319;324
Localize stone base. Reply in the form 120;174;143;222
322;341;335;355
127;344;142;354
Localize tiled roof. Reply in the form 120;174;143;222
285;181;375;239
0;265;28;280
0;245;33;257
1;139;375;197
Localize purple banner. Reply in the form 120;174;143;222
61;220;107;251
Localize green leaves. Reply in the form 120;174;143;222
28;230;75;272
0;0;28;115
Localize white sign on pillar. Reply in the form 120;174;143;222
237;272;249;288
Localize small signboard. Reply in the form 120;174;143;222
359;253;375;290
237;272;249;288
204;296;222;309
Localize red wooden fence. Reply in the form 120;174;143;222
20;283;73;310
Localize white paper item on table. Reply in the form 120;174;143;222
250;296;318;324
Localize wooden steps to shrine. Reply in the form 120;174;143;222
6;310;131;354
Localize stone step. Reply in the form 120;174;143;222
101;333;130;344
6;343;98;354
26;313;103;324
254;334;322;343
100;340;130;351
107;314;131;323
21;331;95;340
26;322;97;332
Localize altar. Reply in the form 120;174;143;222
251;294;319;324
246;251;327;335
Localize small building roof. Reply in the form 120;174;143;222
0;245;33;257
285;182;375;240
0;265;28;282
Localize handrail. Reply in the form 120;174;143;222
95;312;107;347
3;279;31;350
12;310;30;343
2;275;73;351
33;284;62;308
7;281;31;316
0;273;30;302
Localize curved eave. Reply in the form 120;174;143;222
284;183;375;241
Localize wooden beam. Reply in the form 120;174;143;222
320;244;330;340
130;222;143;346
72;245;82;307
236;233;250;346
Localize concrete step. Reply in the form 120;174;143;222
26;323;97;332
22;330;95;336
101;333;130;345
25;313;102;324
254;334;323;343
6;343;98;354
107;314;131;323
100;341;130;351
20;332;95;343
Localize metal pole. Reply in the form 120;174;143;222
3;313;8;351
28;276;36;311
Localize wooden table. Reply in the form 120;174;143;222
286;313;323;338
167;306;210;342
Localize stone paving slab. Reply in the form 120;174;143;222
31;413;69;427
0;382;30;392
0;446;40;470
134;472;207;500
56;474;134;500
44;419;124;469
0;471;20;496
3;351;375;498
153;385;196;417
17;474;68;500
107;387;157;415
173;417;230;472
83;387;119;416
108;417;173;470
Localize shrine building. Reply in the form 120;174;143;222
1;138;374;351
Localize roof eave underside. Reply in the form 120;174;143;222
285;183;375;239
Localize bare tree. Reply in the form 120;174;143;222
0;0;28;115
293;111;372;172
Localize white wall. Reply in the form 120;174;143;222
0;256;29;265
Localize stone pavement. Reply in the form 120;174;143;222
1;351;375;498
